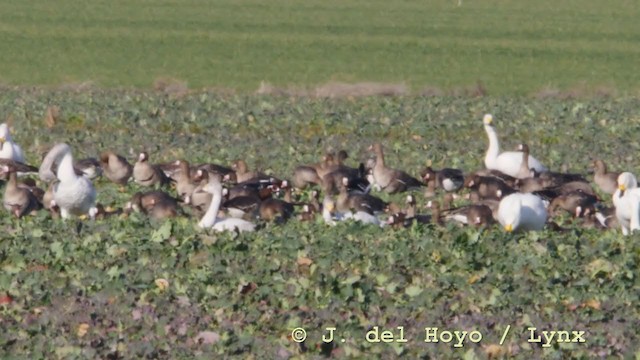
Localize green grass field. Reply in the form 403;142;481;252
1;90;640;358
1;1;640;358
0;0;639;94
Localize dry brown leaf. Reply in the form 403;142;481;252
45;106;60;128
297;257;313;266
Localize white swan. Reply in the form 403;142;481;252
497;192;547;232
483;114;547;178
613;172;640;236
0;123;25;163
39;143;97;219
198;175;256;233
322;196;383;227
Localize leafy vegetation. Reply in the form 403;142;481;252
0;89;639;358
0;0;639;94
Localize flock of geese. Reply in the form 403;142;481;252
0;114;638;235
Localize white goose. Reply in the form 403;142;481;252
39;143;97;219
613;172;640;236
483;114;547;178
497;192;547;232
322;196;383;227
0;123;25;163
198;174;256;233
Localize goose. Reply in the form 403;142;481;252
322;195;383;227
464;174;515;200
441;192;495;228
230;160;274;184
1;165;42;218
133;152;171;187
336;177;387;215
258;195;295;222
292;165;322;189
368;143;424;193
532;168;587;188
198;174;256;232
297;204;318;222
74;157;102;180
497;192;547;232
322;163;370;195
592;159;619;195
194;162;235;178
39;143;97;219
547;190;598;218
483;114;547;178
99;151;133;186
173;160;197;199
94;203;123;219
125;191;182;219
421;166;464;192
515;143;532;179
0;123;25;163
613;172;640;235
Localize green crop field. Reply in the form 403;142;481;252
1;0;640;359
0;0;639;94
0;89;639;358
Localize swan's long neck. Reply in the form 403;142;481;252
58;152;77;183
484;125;500;164
39;143;72;182
200;187;222;228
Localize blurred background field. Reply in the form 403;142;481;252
0;0;638;95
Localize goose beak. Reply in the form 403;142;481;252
504;224;513;232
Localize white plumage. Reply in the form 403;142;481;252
497;192;548;232
483;114;547;178
198;176;255;233
39;143;97;219
0;123;25;163
613;172;640;236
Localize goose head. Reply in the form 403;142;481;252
406;194;416;205
337;150;349;164
617;172;637;197
482;114;493;126
138;152;149;163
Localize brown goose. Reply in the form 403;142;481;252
547;190;598;218
258;186;296;222
74;157;102;180
422;166;465;192
591;159;619;195
91;203;123;219
231;160;274;184
464;174;515;200
99;151;133;186
1;165;42;218
133;152;171;187
336;177;387;214
292;165;322;189
442;200;495;228
322;162;369;195
173;159;196;199
125;190;181;219
368;143;424;193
